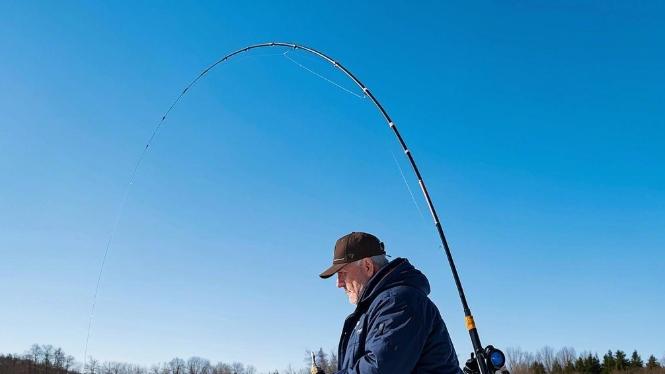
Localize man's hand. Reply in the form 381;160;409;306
310;351;325;374
463;353;480;374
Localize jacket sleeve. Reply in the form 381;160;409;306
336;289;438;374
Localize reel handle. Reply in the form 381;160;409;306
465;346;509;374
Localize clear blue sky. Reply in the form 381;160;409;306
1;1;663;372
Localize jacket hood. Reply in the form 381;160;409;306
358;257;430;306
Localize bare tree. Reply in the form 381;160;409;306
130;363;147;374
534;346;555;373
86;358;100;374
556;346;577;371
168;359;185;374
506;347;534;374
101;361;113;374
52;348;65;370
28;345;43;364
231;362;244;374
186;357;206;374
283;364;297;374
26;344;44;374
200;361;211;374
327;351;338;372
64;355;76;372
43;345;54;374
212;362;232;374
113;362;125;374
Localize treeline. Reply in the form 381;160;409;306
4;344;663;374
0;345;336;374
506;347;665;374
0;345;77;374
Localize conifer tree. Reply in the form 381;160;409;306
574;353;602;374
602;351;616;374
615;350;629;371
315;348;328;372
646;355;661;370
629;350;643;369
575;357;586;373
586;354;602;374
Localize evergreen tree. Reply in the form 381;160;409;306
602;351;616;374
575;357;586;373
585;354;602;374
646;355;661;370
315;348;328;370
314;348;335;373
573;353;602;374
629;351;643;369
615;350;629;371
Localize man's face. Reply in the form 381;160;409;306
336;259;374;305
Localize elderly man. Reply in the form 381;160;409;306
315;232;463;374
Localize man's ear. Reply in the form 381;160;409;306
363;258;374;275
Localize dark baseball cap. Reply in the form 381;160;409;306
319;232;386;279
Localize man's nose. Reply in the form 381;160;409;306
336;274;345;288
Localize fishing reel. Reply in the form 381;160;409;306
464;345;509;374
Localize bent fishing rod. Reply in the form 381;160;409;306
244;43;504;373
86;42;506;374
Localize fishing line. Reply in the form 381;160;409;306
390;151;428;225
82;48;290;369
81;45;366;367
282;51;367;99
83;133;156;369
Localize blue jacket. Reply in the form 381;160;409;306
336;258;462;374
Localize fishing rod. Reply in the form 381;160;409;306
85;42;507;374
226;42;504;374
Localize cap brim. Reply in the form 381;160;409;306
319;263;346;279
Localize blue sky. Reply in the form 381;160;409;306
1;1;663;372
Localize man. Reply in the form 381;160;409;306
315;232;463;374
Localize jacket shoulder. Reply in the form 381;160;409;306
366;284;433;318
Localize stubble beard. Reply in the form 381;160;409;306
347;284;364;305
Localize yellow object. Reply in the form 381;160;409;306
465;315;476;330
